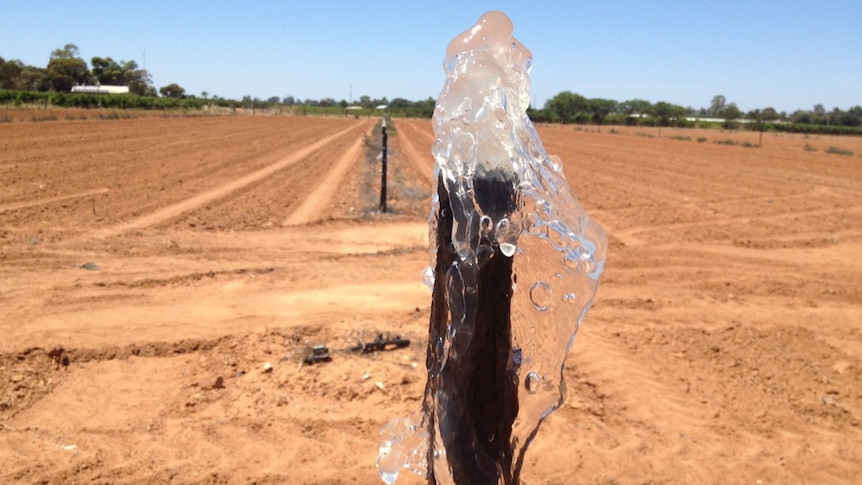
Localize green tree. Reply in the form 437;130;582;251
618;98;652;125
587;98;617;125
652;101;686;126
0;57;24;89
16;65;49;91
545;91;589;124
93;57;151;95
619;98;652;116
91;56;123;84
159;83;185;98
761;107;779;121
722;103;742;128
708;94;726;116
46;43;91;91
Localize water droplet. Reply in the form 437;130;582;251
447;263;466;328
546;220;567;250
529;281;552;311
535;199;552;216
496;217;510;238
564;250;579;269
421;266;435;290
499;242;516;257
525;372;540;393
563;292;577;304
512;348;523;366
479;215;493;233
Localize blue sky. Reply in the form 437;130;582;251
2;1;859;113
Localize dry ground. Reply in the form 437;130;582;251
1;111;861;484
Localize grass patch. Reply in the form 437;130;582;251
64;113;88;121
609;128;619;134
29;113;58;122
0;114;12;123
635;132;654;138
97;111;134;120
714;139;737;146
803;143;817;152
696;136;707;143
740;141;758;148
825;146;854;156
669;135;691;141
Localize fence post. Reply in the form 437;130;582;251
425;168;521;484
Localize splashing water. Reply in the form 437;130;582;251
377;11;606;484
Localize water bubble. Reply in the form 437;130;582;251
512;348;523;366
421;266;435;290
563;292;577;304
496;217;510;238
535;199;552;216
563;250;579;269
379;468;398;485
525;372;540;393
499;242;516;257
545;220;567;250
496;217;520;256
529;281;552;311
447;263;466;330
479;215;493;233
578;239;596;261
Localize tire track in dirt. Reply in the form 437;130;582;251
92;122;365;238
282;123;372;226
0;188;109;213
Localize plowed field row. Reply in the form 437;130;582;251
0;116;370;240
1;114;861;484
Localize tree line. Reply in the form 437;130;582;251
530;92;862;135
1;44;156;95
1;44;860;134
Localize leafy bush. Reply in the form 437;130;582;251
825;146;854;156
696;136;707;142
30;112;58;122
803;143;817;152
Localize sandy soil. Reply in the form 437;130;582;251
1;113;861;484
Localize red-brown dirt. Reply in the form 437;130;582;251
1;113;861;484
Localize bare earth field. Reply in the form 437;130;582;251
2;112;861;484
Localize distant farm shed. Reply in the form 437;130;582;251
71;85;130;94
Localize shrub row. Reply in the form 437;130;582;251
0;89;210;110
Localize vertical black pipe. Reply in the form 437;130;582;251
380;118;388;212
426;169;521;484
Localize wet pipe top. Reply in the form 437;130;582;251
379;11;607;484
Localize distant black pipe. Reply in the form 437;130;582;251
380;118;388;212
